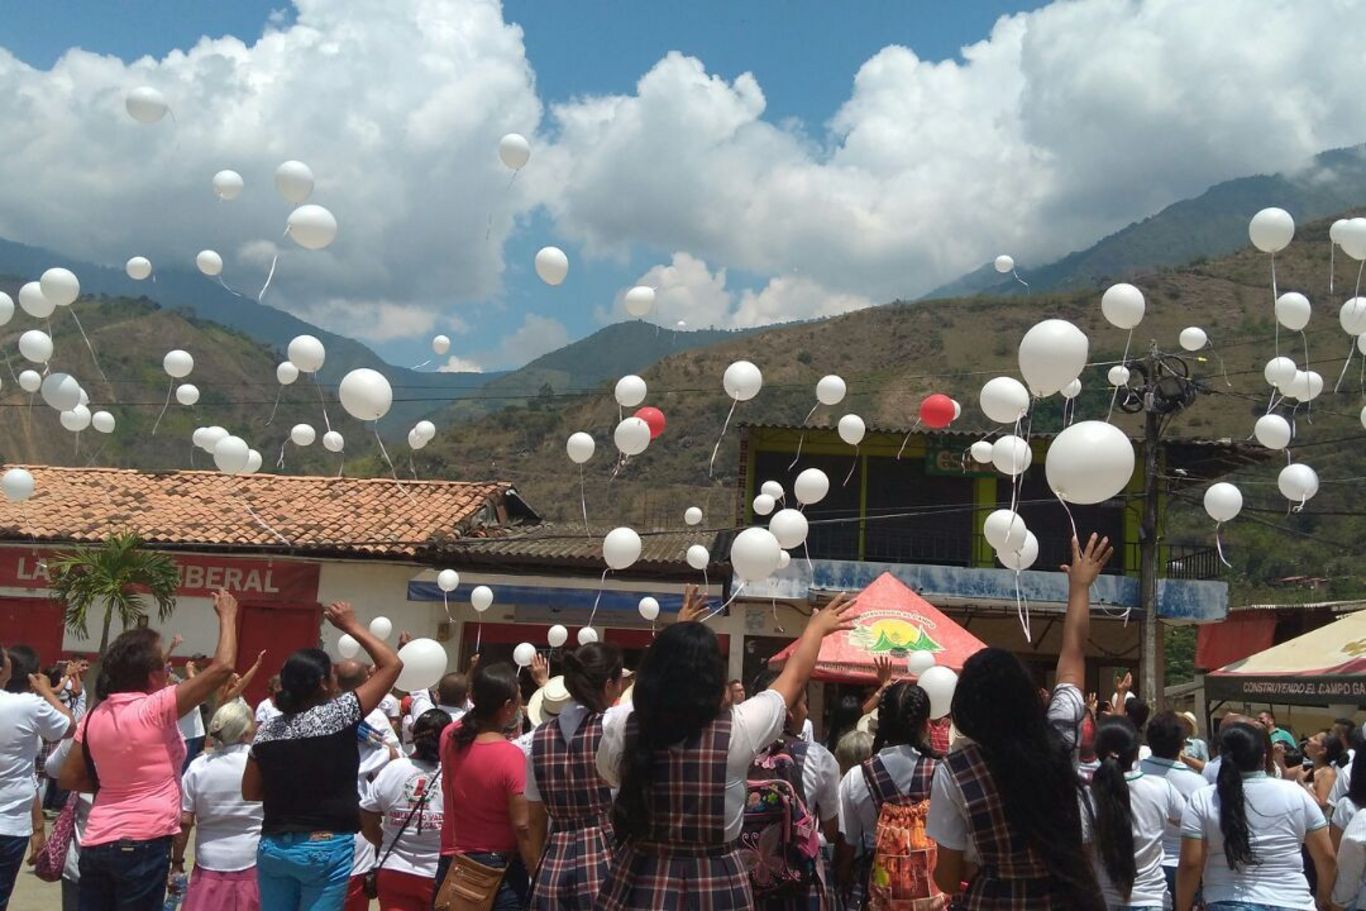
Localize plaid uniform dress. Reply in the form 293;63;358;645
594;714;752;911
529;712;615;910
857;753;938;910
943;744;1069;910
755;735;828;911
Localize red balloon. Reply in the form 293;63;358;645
919;393;956;429
635;406;666;439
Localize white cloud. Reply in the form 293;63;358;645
487;313;570;368
439;355;484;373
295;298;439;343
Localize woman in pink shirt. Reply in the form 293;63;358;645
438;662;537;910
60;590;239;911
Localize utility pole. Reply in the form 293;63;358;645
1139;344;1164;710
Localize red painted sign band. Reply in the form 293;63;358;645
0;548;319;602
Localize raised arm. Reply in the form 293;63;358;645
176;591;239;718
768;593;856;710
222;651;268;704
1056;534;1113;690
862;656;896;715
324;602;401;717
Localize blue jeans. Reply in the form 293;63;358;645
1206;904;1304;911
0;834;27;910
433;852;529;911
257;832;353;911
77;836;172;911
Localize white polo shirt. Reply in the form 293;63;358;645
1081;770;1184;909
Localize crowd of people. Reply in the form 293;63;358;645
0;533;1363;910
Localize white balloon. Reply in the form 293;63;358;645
78;389;88;407
994;254;1014;274
276;362;300;385
290;424;316;446
684;507;703;527
200;426;229;452
1203;482;1243;523
794;468;830;506
213;435;251;475
997;531;1040;572
212;170;244;201
1178;327;1207;352
175;383;199;406
2;469;34;503
1107;365;1131;387
1359;334;1366;357
686;545;710;571
513;643;536;668
1305;371;1325;402
991;435;1032;477
769;508;809;549
1361;405;1366;431
471;585;493;612
1061;378;1082;400
1018;319;1089;397
969;441;994;464
1342;218;1366;261
18;330;53;364
983;509;1028;552
407;429;427;451
918;665;959;719
1045;420;1135;505
1283;370;1312;401
778;549;792;569
1278;463;1319;504
535;247;569;286
40;373;81;411
1340;297;1366;335
192;427;208;449
979;377;1030;424
907;651;937;676
548;624;568;648
287;205;339;251
838;414;866;446
396;639;448;692
624;286;656;318
1249;207;1294;253
92;410;115;434
1332;219;1349;245
125;86;168;123
761;481;785;500
163;349;194;378
338;368;394;421
1275;292;1311;331
752;494;776;517
18;282;54;319
337;634;361;659
1264;357;1297;389
816;375;847;406
126;257;153;280
1100;283;1145;330
566;432;595;464
603;527;642;571
17;370;40;393
288;335;326;373
614;417;650;456
40;268;80;307
245;450;262;474
723;361;763;401
322;431;345;453
437;570;460;593
498;133;531;170
274;160;315;204
730;527;783;583
577;627;599;646
196;250;223;277
0;293;12;327
614;375;647;408
414;421;436;442
60;405;91;432
638;597;661;622
432;335;451;355
369;617;393;640
1253;414;1292;450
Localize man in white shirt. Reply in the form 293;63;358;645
336;661;401;751
408;672;471;723
1333;806;1366;911
1139;711;1206;897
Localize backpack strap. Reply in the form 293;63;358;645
859;756;900;811
907;755;938;803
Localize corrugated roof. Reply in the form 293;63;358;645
443;525;722;572
0;466;537;558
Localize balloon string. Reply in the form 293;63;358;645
410;358;433;371
1206;339;1232;388
257;253;280;303
587;568;610;631
215;276;243;298
895;419;923;461
1333;340;1354;394
265;387;284;426
276;441;287;470
1215;522;1231;569
787;403;820;469
150;382;172;435
771;599;785;635
702;581;745;623
232;483;292;547
373;427;418;506
67;309;110;391
707;398;739;479
1;351;18;385
1330;241;1336;295
579;465;590;537
1012;269;1030;291
474;623;482;654
703;567;710;592
843;444;859;487
313;376;332;432
1014;571;1032;643
441;591;452;623
1355;258;1365;300
1107;330;1134;422
409;454;418;480
804;540;813;577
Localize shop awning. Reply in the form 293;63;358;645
767;572;987;684
1205;609;1366;706
1195;612;1277;672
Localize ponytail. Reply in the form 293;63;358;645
872;682;938;758
1090;718;1139;899
562;642;623;715
1216;722;1264;870
276;648;331;714
452;663;520;749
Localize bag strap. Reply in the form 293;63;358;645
79;707;99;793
374;766;439;872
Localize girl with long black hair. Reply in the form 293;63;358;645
524;641;625;910
593;586;855;911
1331;748;1366;850
1176;721;1336;911
926;533;1112;910
1083;717;1183;910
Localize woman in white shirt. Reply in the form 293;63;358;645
1084;717;1184;911
175;700;264;911
42;738;93;911
1176;721;1336;911
360;708;447;911
1332;755;1366;851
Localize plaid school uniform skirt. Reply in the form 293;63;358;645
593;843;753;911
530;817;614;910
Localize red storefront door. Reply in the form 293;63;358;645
237;602;321;708
0;597;66;666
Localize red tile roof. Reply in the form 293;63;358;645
0;466;537;558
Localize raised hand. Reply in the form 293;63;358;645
397;631;414;649
810;592;857;638
873;655;895;688
678;584;709;623
323;601;360;632
1061;533;1114;588
530;652;550;688
212;590;239;619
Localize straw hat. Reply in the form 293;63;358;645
1178;711;1200;734
617;681;634;707
527;676;573;725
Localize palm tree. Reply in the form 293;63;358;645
47;532;180;656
